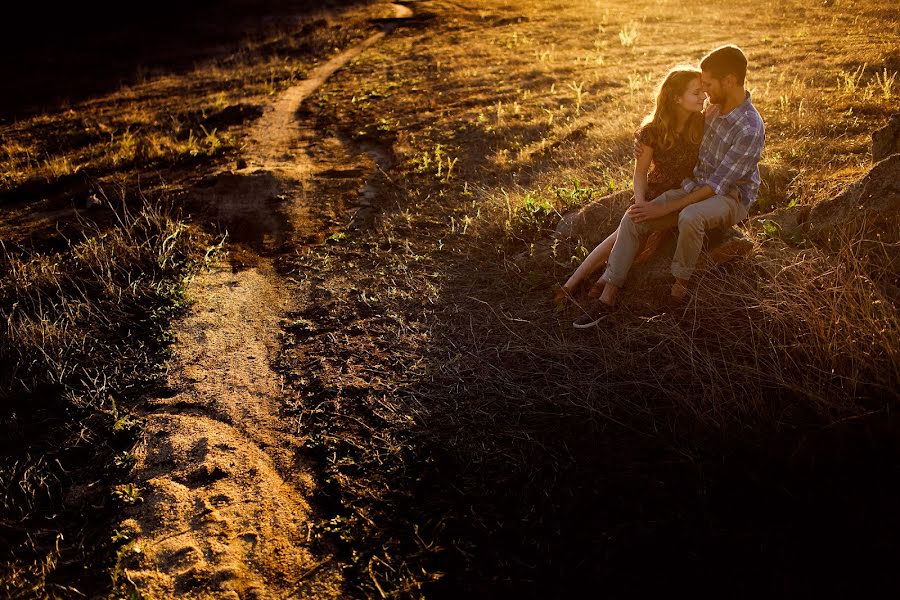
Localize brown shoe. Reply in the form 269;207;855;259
553;279;585;310
586;277;606;299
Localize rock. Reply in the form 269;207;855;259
806;153;900;244
699;226;755;267
612;225;753;311
872;113;900;163
549;188;755;311
553;189;632;245
751;204;812;241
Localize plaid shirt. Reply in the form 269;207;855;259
682;92;765;208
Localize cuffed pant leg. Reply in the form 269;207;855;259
603;189;684;288
672;194;747;281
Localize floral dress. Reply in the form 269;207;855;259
634;122;703;201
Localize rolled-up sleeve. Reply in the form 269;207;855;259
704;124;765;196
681;176;699;193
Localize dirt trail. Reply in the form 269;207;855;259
119;4;411;598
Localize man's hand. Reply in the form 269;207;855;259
627;200;670;223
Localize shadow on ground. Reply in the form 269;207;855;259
0;0;367;121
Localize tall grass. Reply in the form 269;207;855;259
0;191;216;596
646;227;899;430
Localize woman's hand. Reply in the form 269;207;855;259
627;201;670;223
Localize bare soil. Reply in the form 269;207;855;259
118;5;413;596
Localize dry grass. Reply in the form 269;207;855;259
0;192;216;596
2;0;898;595
0;5;378;201
276;0;900;595
0;4;383;596
320;0;900;420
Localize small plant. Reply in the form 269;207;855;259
441;156;459;183
618;20;639;47
113;451;135;471
567;81;586;114
507;193;558;242
199;125;223;153
871;68;896;101
554;180;596;210
112;484;143;505
536;45;555;65
837;63;866;92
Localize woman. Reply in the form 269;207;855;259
554;65;706;308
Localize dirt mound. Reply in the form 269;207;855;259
120;265;341;599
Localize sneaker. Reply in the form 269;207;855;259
572;298;616;328
586;278;606;299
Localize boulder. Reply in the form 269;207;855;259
806;153;900;244
555;188;754;264
553;189;632;246
751;204;812;242
551;191;755;310
613;225;754;311
872;113;900;163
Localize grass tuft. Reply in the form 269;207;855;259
0;190;216;597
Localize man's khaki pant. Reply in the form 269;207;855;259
603;188;749;287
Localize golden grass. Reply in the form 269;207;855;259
268;4;899;594
2;0;898;595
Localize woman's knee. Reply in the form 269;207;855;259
619;212;639;233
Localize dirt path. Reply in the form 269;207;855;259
119;4;412;598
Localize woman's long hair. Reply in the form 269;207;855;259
640;66;704;151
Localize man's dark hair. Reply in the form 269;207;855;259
700;45;748;85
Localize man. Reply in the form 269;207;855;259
574;44;765;326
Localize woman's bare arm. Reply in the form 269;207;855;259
632;143;654;203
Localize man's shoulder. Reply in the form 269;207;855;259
740;101;765;131
729;103;764;143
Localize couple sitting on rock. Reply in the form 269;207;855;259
554;44;765;328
